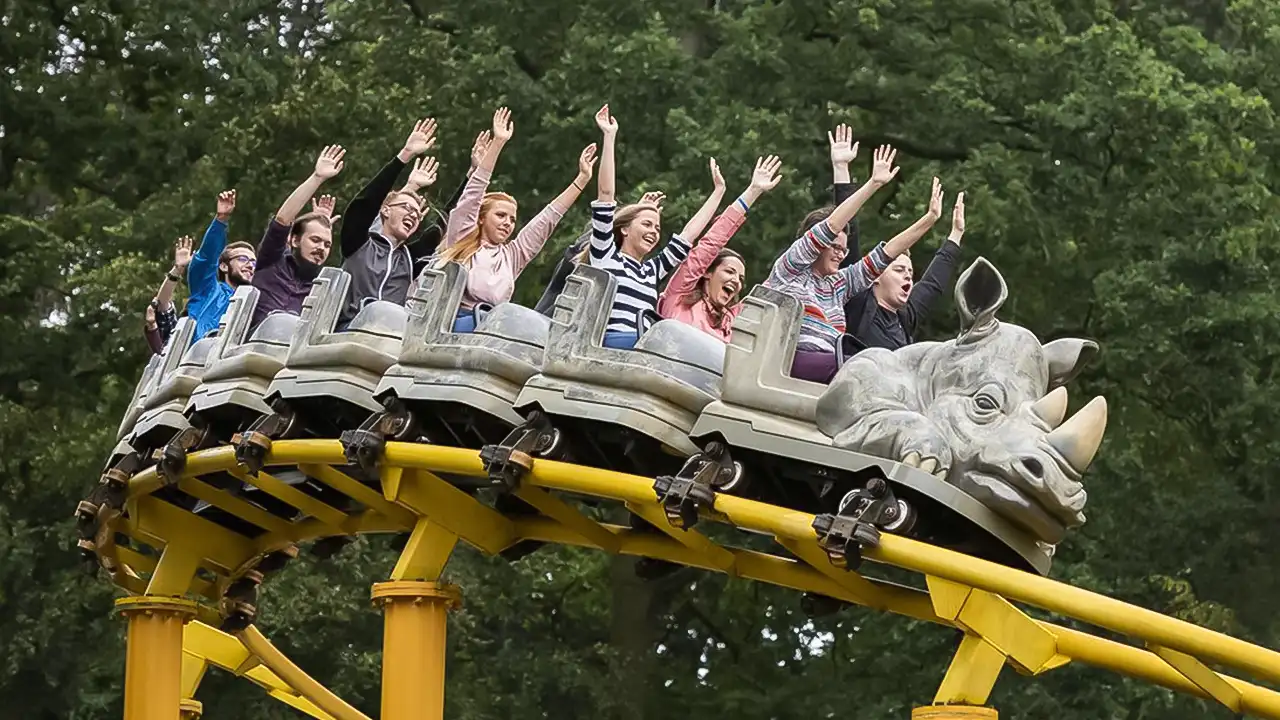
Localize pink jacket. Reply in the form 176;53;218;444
657;203;747;343
439;167;564;309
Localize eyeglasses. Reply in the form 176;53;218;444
229;255;257;268
387;202;423;220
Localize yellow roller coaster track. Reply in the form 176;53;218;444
91;439;1280;720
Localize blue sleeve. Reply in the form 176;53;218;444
187;217;228;312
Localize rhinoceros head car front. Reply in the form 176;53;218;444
814;257;1108;546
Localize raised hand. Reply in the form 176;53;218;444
639;191;665;211
576;143;598;183
145;302;157;330
405;156;439;191
595;104;618;136
950;191;966;242
401;117;437;159
492;107;514;143
709;158;726;192
215;189;237;219
172;235;194;271
314;145;345;180
312;195;337;219
470;130;492;170
750;155;784;192
925;176;943;222
829;124;858;166
870;145;901;186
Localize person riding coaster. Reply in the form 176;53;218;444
657;155;783;342
432;106;600;333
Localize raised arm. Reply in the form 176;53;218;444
187;190;234;295
504;143;598;274
662;156;782;305
339;118;435;257
826;144;899;233
883;175;944;258
831;124;863;262
155;235;191;314
595;104;618;203
441;111;513;249
829;123;857;187
475;107;512;176
902;192;965;332
677;158;727;242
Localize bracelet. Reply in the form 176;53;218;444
572;180;586;192
167;272;182;283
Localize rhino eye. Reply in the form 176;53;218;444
974;394;1000;412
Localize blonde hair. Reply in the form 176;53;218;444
573;202;660;264
436;192;518;266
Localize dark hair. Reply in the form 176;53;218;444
680;247;746;329
291;212;332;238
796;206;836;239
218;241;256;282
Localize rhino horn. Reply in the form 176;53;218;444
1047;396;1108;473
1030;386;1069;428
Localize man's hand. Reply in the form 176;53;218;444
709;158;726;192
829;123;859;167
470;131;492;171
215;189;236;221
172;235;193;272
595;104;618;137
925;176;943;223
949;191;965;244
313;145;345;180
399;117;437;162
869;145;901;186
492;107;514;143
404;156;439;192
312;195;337;219
576;143;598;185
145;303;157;331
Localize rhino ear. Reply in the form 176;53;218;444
955;257;1007;339
1044;338;1099;388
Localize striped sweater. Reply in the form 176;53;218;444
589;201;691;334
763;219;891;353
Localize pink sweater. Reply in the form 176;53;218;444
439;167;564;309
657;203;748;343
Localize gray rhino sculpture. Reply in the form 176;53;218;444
814;257;1107;546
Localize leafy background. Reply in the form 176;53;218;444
3;0;1278;717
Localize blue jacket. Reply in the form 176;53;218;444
186;217;233;341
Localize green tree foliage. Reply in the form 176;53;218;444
3;0;1278;717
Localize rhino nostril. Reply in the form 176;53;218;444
1022;458;1044;479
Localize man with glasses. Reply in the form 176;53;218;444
187;189;256;341
336;117;439;328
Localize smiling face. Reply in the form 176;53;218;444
380;192;423;241
218;244;257;287
874;254;914;309
619;207;662;260
290;217;333;267
814;229;848;276
704;252;746;307
480;199;518;244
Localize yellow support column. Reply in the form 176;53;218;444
116;596;199;720
371;581;462;720
913;707;997;719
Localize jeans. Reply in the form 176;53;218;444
603;331;639;349
452;310;477;333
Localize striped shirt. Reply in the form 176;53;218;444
589;201;691;334
763;219;891;353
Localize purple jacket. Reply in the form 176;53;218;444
250;219;321;329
